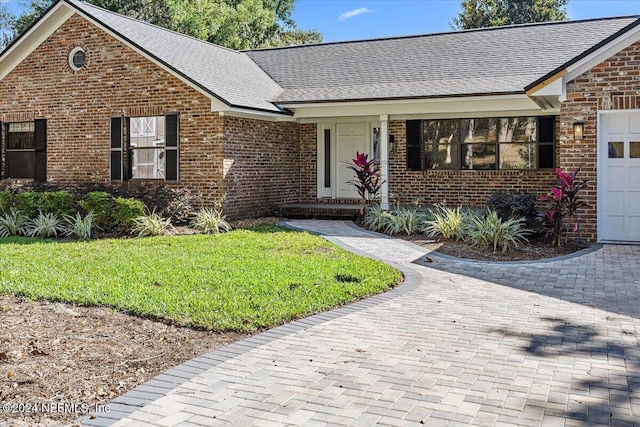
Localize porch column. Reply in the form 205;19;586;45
379;114;390;210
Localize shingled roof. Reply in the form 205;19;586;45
246;16;640;104
66;0;286;113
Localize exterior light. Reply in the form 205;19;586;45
573;122;584;141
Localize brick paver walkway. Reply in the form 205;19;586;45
86;220;640;426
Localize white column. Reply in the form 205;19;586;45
379;114;390;210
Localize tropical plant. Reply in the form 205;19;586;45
362;204;393;232
130;211;172;237
422;206;468;240
64;212;95;240
347;152;383;201
537;168;588;245
191;207;232;235
384;207;430;236
0;208;29;237
25;212;65;238
467;210;531;252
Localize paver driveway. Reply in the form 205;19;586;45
88;220;640;426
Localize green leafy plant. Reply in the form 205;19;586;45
79;192;113;229
467;210;531;252
0;208;29;237
537;168;588;246
384;207;430;236
25;212;65;238
14;192;43;218
423;206;468;240
192;207;232;235
112;197;146;230
0;191;12;214
347;152;383;201
40;191;75;217
362;204;394;232
161;187;197;226
64;212;95;240
130;211;172;237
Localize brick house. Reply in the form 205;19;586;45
1;0;639;242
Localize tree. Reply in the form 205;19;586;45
451;0;568;30
8;0;320;51
0;3;15;50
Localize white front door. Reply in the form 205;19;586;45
598;112;640;242
336;123;370;198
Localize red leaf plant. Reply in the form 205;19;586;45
347;152;383;202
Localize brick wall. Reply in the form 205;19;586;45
222;116;300;218
299;123;317;203
388;120;557;207
560;40;640;241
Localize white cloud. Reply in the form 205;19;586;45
338;7;374;22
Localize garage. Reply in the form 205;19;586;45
598;111;640;242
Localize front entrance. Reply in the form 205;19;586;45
598;111;640;242
336;123;370;198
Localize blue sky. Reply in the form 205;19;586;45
3;0;640;43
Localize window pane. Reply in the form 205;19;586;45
424;120;459;144
424;144;457;169
6;151;35;178
538;144;554;169
608;142;624;159
631;142;640;159
131;147;165;179
499;143;536;169
498;117;536;142
406;120;421;171
130;116;165;147
461;118;497;143
461;144;496;169
7;122;35;149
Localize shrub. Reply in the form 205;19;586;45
192;207;231;235
487;191;537;225
0;209;29;237
423;206;468;240
161;187;196;226
14;192;43;218
40;191;75;217
363;204;394;232
467;210;531;252
384;207;430;236
112;198;146;230
347;152;383;201
64;212;95;240
130;212;172;237
79;192;113;229
26;212;65;238
0;191;12;214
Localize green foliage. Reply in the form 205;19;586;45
423;206;468;240
79;192;113;229
11;0;321;50
362;205;431;236
363;204;394;232
161;187;196;226
0;209;29;237
451;0;568;29
192;207;232;235
13;191;74;218
130;212;172;237
25;212;65;238
467;210;531;252
0;191;12;214
487;191;537;225
0;229;401;331
14;192;42;219
64;212;95;240
113;197;146;230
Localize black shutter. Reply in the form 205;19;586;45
110;116;123;181
165;113;178;181
34;119;47;182
406;120;422;171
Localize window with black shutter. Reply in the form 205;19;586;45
125;113;179;182
5;122;37;179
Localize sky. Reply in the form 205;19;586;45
3;0;640;43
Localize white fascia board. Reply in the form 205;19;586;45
285;94;544;120
218;106;295;122
530;78;563;97
0;3;74;80
563;23;640;84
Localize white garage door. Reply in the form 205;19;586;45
599;112;640;242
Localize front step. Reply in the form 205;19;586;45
279;203;365;220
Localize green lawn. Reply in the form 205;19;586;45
0;225;401;332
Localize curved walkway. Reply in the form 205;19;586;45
87;220;640;426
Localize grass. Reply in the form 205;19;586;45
0;225;401;332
